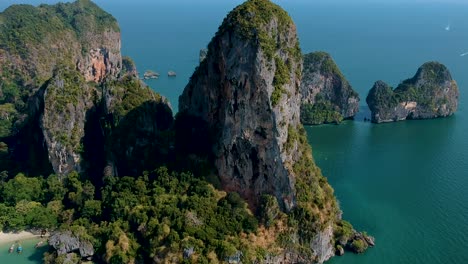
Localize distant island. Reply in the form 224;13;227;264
366;62;459;123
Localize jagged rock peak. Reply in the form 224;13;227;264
300;51;360;125
366;61;459;123
179;0;303;211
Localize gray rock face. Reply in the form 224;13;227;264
366;62;459;123
40;68;95;176
336;245;344;256
49;231;94;259
179;0;302;211
311;225;336;263
300;52;359;125
76;30;122;83
199;48;208;63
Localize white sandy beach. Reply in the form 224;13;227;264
0;232;41;245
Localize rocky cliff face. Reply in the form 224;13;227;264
0;0;123;176
366;62;459;123
300;52;359;125
179;0;342;262
49;230;95;261
0;0;173;178
180;0;302;211
40;67;96;176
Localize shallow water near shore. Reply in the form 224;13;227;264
0;238;49;264
1;0;468;263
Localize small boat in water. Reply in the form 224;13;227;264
35;240;45;248
17;244;23;254
8;244;15;253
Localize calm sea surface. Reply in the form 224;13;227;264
1;0;467;263
0;238;48;263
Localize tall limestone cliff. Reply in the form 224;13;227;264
179;0;346;262
366;62;459;123
0;0;172;177
300;52;359;125
40;67;97;175
0;0;121;175
180;0;302;211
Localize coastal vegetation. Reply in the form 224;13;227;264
301;102;343;125
0;168;268;263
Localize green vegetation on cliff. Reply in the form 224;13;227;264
301;102;343;125
271;57;290;106
220;0;295;58
217;0;301;107
105;76;162;121
286;124;339;242
304;52;345;80
0;0;118;58
300;52;359;125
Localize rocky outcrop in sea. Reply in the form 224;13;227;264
366;62;459;123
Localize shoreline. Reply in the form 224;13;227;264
0;232;42;245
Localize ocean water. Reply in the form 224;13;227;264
0;238;48;264
1;0;468;263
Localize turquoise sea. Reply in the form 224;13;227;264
0;238;48;263
1;0;467;263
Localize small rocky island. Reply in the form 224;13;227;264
366;62;459;123
300;52;360;125
143;70;160;79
